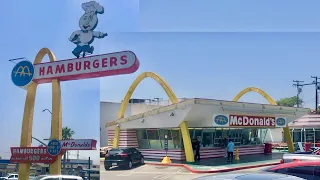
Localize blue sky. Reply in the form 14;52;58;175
100;32;320;110
0;0;138;164
140;0;320;32
1;0;320;165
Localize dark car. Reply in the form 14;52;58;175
262;160;320;180
104;147;144;170
191;172;305;180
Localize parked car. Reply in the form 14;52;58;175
0;174;18;180
31;175;83;180
262;160;320;180
191;172;305;180
104;147;144;170
282;153;320;163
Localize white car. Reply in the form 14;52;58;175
0;174;18;180
31;175;83;180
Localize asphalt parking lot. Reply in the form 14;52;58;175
99;162;270;180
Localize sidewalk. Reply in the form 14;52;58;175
145;153;284;173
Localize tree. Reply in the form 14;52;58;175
62;126;75;175
276;96;303;107
62;127;75;140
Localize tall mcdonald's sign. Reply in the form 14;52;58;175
11;1;140;179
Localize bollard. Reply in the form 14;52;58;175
235;148;240;161
161;156;172;164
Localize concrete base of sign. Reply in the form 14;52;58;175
161;156;172;164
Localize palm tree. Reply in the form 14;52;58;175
62;126;75;174
62;127;75;140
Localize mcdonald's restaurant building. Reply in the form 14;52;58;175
101;97;310;162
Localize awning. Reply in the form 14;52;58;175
288;114;320;129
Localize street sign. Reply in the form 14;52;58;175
47;139;62;156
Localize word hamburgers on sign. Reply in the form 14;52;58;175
11;51;140;87
213;114;287;128
10;147;65;164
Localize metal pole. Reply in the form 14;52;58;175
88;157;91;180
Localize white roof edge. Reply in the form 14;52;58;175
105;98;311;127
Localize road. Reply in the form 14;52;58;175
99;162;270;180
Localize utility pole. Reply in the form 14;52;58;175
293;80;304;107
293;77;320;112
311;76;320;113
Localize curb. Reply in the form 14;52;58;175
145;161;282;173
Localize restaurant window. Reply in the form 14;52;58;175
147;129;161;149
214;129;223;147
136;129;150;149
202;129;214;147
189;129;195;139
171;129;182;149
229;129;242;146
194;129;203;140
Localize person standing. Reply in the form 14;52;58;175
227;139;235;162
223;137;228;158
193;138;201;161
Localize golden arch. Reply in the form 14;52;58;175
19;48;62;180
233;87;294;153
112;72;194;162
14;66;32;77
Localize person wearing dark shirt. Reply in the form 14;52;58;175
192;138;201;161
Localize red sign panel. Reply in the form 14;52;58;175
60;139;97;150
229;115;276;127
33;51;140;84
10;147;65;164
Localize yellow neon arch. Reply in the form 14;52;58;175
112;72;194;162
233;87;294;153
19;48;62;180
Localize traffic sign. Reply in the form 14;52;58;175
47;139;62;156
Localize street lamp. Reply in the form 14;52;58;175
31;136;47;146
42;109;52;139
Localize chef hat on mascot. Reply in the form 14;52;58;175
81;1;104;14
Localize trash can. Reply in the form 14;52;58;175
304;142;312;152
264;143;272;154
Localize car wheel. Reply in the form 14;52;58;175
105;166;110;170
127;161;133;169
140;157;145;165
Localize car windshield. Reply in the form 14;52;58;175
108;148;125;155
5;175;16;178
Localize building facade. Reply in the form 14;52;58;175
101;98;310;161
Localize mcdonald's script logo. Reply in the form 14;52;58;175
11;60;34;87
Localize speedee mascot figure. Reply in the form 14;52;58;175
69;1;108;58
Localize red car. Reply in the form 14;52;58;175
262;160;320;180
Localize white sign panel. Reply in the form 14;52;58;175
212;114;287;128
60;139;97;150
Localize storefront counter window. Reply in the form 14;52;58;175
136;128;264;150
136;129;182;150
